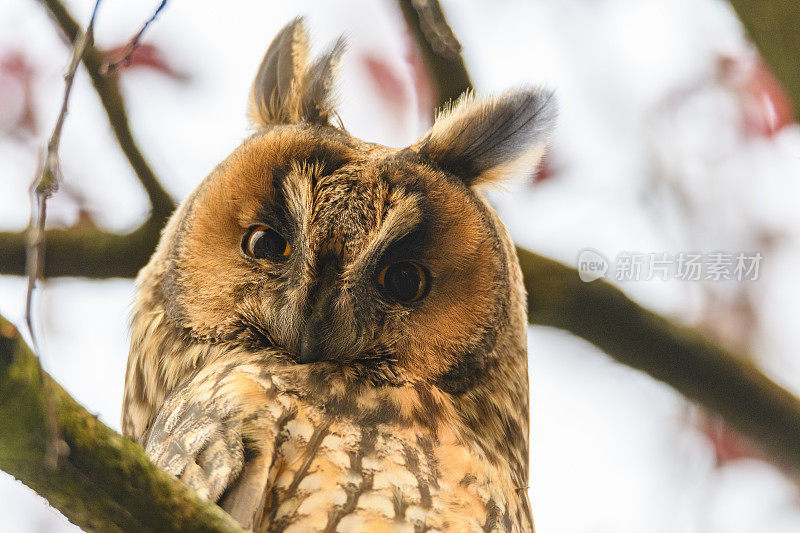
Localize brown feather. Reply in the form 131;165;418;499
124;17;555;532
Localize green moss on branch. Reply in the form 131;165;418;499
0;218;161;278
0;315;244;532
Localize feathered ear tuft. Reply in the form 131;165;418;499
413;88;557;187
298;37;346;125
249;17;345;127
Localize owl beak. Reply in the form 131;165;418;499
298;258;341;364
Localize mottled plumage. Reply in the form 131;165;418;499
122;17;555;532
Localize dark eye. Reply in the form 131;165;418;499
377;261;429;303
243;225;291;260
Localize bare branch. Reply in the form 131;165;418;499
397;0;472;113
39;0;175;221
101;0;168;74
519;249;800;479
0;0;180;284
0;219;161;278
25;0;102;470
0;314;244;532
27;0;100;336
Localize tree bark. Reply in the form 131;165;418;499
0;315;243;532
0;220;160;278
521;249;800;478
397;0;472;113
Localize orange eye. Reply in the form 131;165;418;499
243;226;291;260
377;261;429;303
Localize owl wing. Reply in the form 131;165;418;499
146;356;531;532
144;357;290;524
146;354;345;530
145;390;245;502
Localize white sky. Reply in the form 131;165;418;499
1;0;800;531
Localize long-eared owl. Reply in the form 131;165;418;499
122;17;555;532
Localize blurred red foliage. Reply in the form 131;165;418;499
103;43;188;82
361;29;436;130
718;54;795;138
532;154;559;184
363;53;408;115
699;416;762;466
0;51;37;136
403;36;435;124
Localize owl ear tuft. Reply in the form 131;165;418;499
414;88;557;187
249;17;345;127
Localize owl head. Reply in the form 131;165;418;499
127;18;555;473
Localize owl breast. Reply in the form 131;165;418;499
211;364;529;532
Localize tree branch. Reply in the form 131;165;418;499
0;314;244;532
102;0;169;74
727;0;800;119
39;0;175;222
520;249;800;477
397;0;472;113
0;219;161;278
0;0;177;282
24;0;102;469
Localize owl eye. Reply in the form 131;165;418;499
377;261;429;303
243;225;291;260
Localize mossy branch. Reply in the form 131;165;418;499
0;314;244;532
0;219;160;278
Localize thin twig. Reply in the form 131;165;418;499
26;0;101;337
101;0;168;74
25;0;102;469
40;0;175;220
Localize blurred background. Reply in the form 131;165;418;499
1;0;799;531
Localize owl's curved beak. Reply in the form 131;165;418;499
298;258;342;364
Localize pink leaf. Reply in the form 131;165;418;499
362;53;408;114
402;36;435;124
0;51;37;135
698;416;762;466
103;43;188;82
718;54;795;138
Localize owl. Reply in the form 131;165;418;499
122;17;555;533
